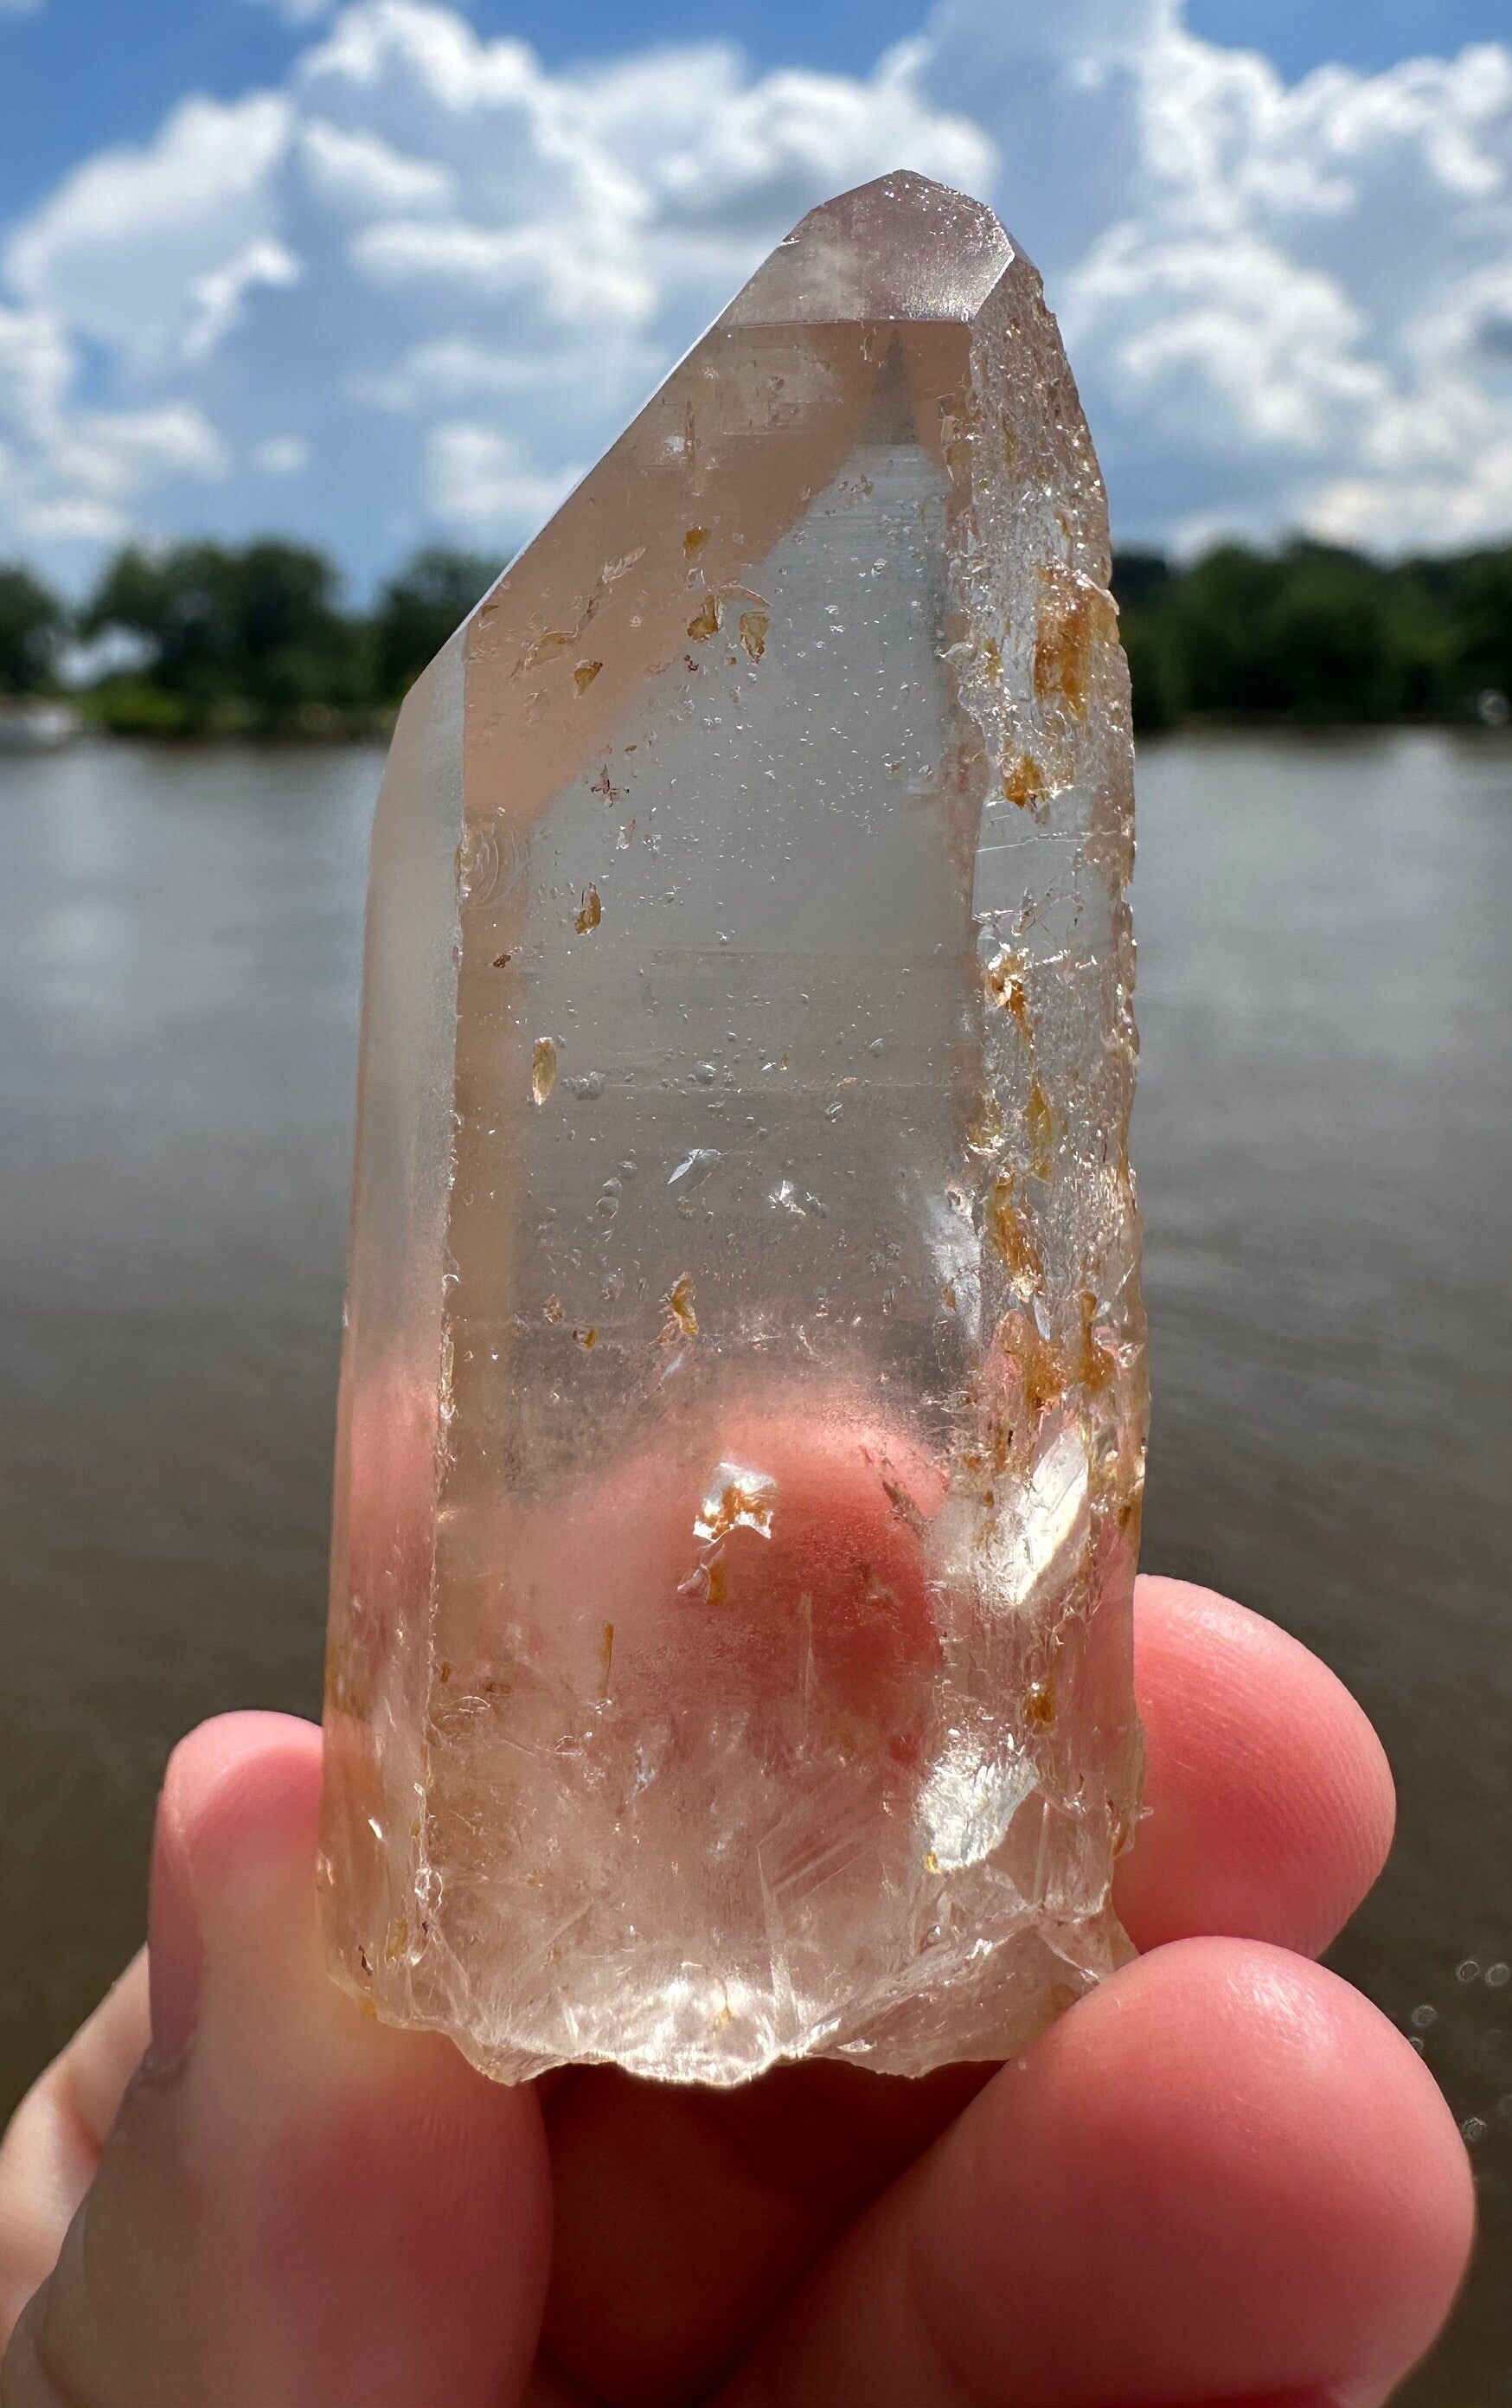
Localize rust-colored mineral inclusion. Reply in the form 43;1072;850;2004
320;171;1147;2085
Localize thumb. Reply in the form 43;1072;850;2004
3;1714;550;2408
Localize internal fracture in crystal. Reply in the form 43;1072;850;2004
320;170;1147;2086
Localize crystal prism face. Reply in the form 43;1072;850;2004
321;171;1146;2086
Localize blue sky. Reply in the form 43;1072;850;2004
2;0;1510;588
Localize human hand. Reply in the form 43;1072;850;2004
0;1576;1473;2408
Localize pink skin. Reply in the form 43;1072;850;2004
432;1406;946;1750
5;1720;550;2408
0;1577;1473;2408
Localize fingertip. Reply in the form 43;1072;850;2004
968;1937;1474;2403
159;1711;323;1888
1118;1577;1395;1956
150;1714;323;2067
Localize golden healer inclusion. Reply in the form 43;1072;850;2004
320;172;1147;2085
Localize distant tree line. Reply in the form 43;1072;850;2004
1;534;1509;735
1113;540;1512;732
0;542;500;735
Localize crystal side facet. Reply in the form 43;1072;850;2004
320;171;1147;2087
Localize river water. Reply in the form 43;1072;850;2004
0;730;1507;2398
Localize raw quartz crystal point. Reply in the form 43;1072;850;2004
321;171;1147;2086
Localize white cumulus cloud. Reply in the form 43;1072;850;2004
425;424;582;531
183;236;303;366
0;299;226;543
298;117;455;215
6;93;292;364
0;0;1509;581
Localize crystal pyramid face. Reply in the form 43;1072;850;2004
321;171;1146;2086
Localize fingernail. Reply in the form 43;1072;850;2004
146;1787;202;2069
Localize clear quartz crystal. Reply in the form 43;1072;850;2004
321;171;1147;2086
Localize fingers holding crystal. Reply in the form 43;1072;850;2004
2;1566;1407;2408
714;1941;1474;2408
326;1379;1395;2045
533;1569;1406;2408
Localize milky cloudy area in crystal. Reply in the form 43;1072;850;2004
319;174;1146;2084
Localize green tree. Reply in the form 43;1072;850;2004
1441;549;1512;704
84;539;367;732
85;543;235;712
1111;549;1173;615
1171;543;1288;716
373;547;502;700
1112;550;1181;732
233;540;369;726
1379;561;1454;718
0;562;66;696
1259;543;1399;722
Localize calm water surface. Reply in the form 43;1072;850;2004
1;731;1508;2399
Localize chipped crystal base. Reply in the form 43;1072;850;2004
327;1386;1142;2085
321;171;1146;2087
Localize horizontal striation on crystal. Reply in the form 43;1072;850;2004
320;170;1146;2086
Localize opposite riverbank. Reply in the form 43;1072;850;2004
3;534;1510;739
